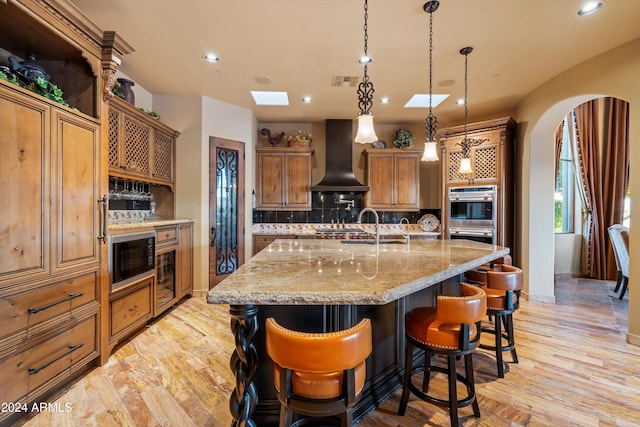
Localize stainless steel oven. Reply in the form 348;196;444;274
448;185;497;244
109;230;156;291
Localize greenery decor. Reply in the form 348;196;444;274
1;72;70;107
284;129;313;143
392;128;413;149
139;108;161;120
0;70;19;86
30;76;69;107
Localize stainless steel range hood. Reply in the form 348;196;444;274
312;119;370;192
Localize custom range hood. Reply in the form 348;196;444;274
312;119;370;192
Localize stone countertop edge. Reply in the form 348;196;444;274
207;240;509;306
109;218;194;230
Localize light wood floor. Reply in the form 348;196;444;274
19;275;638;427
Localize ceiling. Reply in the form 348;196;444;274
69;0;640;125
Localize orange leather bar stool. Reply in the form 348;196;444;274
265;317;372;427
479;264;523;378
398;283;487;427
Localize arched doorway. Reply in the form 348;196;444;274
526;94;629;300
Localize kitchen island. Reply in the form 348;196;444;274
207;238;509;426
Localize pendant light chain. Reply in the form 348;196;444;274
358;0;374;115
424;4;437;143
463;47;468;150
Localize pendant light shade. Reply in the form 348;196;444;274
422;0;440;161
421;140;439;161
355;0;378;144
355;113;378;144
459;157;473;174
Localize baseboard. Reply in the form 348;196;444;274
627;331;640;347
521;291;555;304
192;289;208;298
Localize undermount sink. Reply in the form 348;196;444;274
340;239;407;245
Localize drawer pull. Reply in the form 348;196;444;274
28;292;84;314
129;305;138;312
28;343;84;375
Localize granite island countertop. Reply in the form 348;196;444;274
207;239;508;306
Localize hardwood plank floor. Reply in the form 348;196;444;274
19;275;638;426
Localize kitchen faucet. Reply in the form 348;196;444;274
357;208;379;244
399;217;410;244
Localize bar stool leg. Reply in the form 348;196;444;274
465;353;480;417
398;341;414;416
447;355;459;427
494;313;505;378
505;313;518;363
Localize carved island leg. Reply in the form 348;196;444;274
229;304;259;427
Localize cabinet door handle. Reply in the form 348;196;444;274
28;292;84;314
28;343;84;375
98;195;108;244
129;305;138;312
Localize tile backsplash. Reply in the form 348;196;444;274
253;191;440;225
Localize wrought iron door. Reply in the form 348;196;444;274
209;137;245;287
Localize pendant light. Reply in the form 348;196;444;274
355;0;378;144
421;1;440;162
457;46;485;175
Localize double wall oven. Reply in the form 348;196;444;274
447;185;497;244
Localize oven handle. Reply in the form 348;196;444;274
449;194;494;202
450;229;493;237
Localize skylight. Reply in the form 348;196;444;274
404;94;449;108
250;91;289;106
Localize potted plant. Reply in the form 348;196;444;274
284;130;313;148
392;128;413;149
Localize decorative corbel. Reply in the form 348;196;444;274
101;31;134;102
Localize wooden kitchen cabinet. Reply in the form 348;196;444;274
0;1;132;423
109;276;153;341
255;147;313;211
108;96;180;188
364;149;421;211
439;117;516;249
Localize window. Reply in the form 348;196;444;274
555;115;576;233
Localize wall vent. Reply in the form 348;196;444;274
331;75;360;87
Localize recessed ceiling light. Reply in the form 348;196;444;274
404;94;448;108
250;91;289;106
203;53;219;63
577;1;603;16
380;97;391;104
302;96;312;103
254;76;273;85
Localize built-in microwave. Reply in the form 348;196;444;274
109;230;156;291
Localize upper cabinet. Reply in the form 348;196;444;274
255;147;314;211
108;97;180;189
440;117;516;186
364;149;421;211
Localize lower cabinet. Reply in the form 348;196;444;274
0;310;99;425
109;277;153;341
